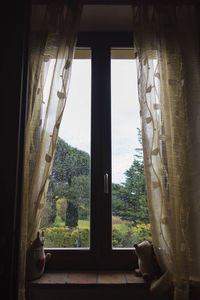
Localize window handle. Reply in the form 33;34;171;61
104;173;109;194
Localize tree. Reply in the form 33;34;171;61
112;128;149;225
122;128;149;224
40;181;57;228
66;201;78;228
122;158;148;224
51;137;90;184
65;175;90;227
112;183;128;217
56;198;67;222
41;137;90;228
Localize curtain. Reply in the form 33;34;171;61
133;4;200;300
18;1;82;299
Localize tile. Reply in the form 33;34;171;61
31;270;146;287
98;271;126;284
124;270;145;284
67;271;97;284
32;271;68;285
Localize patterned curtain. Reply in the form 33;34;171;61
18;1;82;299
133;4;200;300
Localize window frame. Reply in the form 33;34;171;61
45;32;138;270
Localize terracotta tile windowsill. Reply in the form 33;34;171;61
27;271;153;300
30;270;147;287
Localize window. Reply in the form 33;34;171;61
41;33;149;270
41;52;92;248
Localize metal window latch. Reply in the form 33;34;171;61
104;173;109;194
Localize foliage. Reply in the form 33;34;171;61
66;201;78;228
40;181;57;228
64;175;89;227
56;198;67;222
123;129;148;224
122;159;148;224
112;183;128;217
51;137;90;184
40;128;151;246
40;223;151;248
53;215;65;227
132;223;152;242
112;128;149;225
112;227;137;248
112;222;151;247
112;215;125;225
78;220;89;227
42;227;73;248
66;175;90;221
41;137;90;229
71;227;89;247
40;226;89;248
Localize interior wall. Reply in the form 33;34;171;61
80;5;133;32
188;64;200;278
2;2;200;299
178;18;200;278
0;1;30;299
31;4;133;32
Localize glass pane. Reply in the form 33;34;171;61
40;50;91;248
111;54;150;248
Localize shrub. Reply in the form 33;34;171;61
132;223;151;242
41;227;73;248
40;223;151;248
40;226;89;248
112;223;151;247
71;227;89;247
112;227;138;248
56;198;67;222
112;216;124;225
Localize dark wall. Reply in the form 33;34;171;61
0;1;199;299
0;1;30;299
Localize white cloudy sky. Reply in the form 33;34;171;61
58;58;141;184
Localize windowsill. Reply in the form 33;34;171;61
30;270;147;287
27;270;175;300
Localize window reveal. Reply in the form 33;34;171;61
40;33;146;270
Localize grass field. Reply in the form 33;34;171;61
54;216;90;228
54;217;133;232
78;220;90;227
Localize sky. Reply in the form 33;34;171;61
58;58;141;184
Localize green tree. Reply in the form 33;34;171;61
56;198;67;222
122;128;148;224
41;137;90;229
112;128;149;225
66;202;78;228
51;137;90;184
52;138;90;228
65;175;90;227
122;158;148;224
112;183;128;217
40;181;57;228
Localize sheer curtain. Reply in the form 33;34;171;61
133;3;200;300
18;1;82;299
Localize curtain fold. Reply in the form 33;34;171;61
18;1;82;299
133;4;200;300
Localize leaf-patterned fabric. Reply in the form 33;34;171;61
18;2;82;299
133;4;200;300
